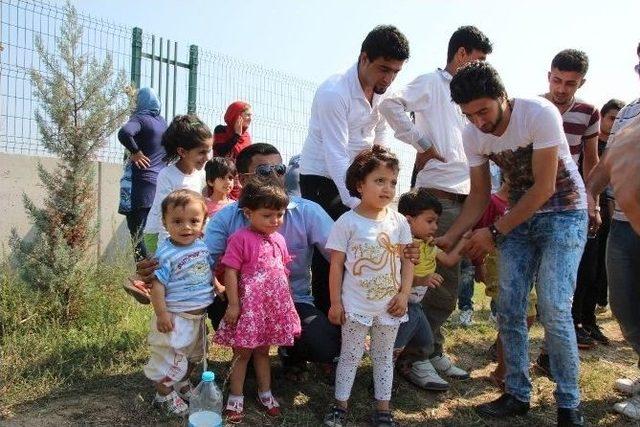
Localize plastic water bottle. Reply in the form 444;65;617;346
188;371;223;427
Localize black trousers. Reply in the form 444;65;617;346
594;215;610;306
125;207;150;262
299;174;349;315
572;221;609;327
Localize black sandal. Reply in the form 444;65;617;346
371;410;396;427
323;405;347;427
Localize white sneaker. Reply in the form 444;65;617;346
430;354;469;379
613;395;640;420
459;309;473;327
615;378;640;395
402;359;449;391
174;380;194;402
153;391;188;416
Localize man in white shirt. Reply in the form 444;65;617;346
299;25;438;314
299;25;423;220
379;26;493;388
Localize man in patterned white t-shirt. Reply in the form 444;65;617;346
441;61;588;426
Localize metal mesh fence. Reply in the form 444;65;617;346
0;0;416;189
0;0;132;162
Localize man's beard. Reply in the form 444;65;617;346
480;102;504;134
373;85;388;95
552;93;571;106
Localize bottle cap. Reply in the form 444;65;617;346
202;371;215;382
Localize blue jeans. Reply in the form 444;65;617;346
457;258;475;311
498;210;587;408
606;220;640;364
394;303;434;356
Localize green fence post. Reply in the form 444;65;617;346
131;27;143;88
187;44;199;114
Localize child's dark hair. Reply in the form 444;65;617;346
205;157;237;183
238;176;289;211
397;188;443;217
345;145;399;198
162;114;213;163
161;189;207;221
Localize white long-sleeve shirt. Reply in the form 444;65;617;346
144;164;206;244
299;63;431;208
380;69;470;195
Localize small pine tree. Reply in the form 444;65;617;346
9;2;131;321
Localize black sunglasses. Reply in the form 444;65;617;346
252;163;287;177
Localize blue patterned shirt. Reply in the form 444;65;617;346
154;238;214;312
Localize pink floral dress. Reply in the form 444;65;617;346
213;227;301;349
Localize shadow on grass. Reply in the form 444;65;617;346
5;305;638;426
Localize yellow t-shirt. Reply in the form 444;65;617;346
414;239;440;278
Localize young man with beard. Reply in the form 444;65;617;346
441;61;588;426
298;25;437;314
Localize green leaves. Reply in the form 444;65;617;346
10;1;129;321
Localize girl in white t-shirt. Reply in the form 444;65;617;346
324;145;413;427
125;116;213;305
143;115;213;253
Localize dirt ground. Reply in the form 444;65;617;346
4;314;639;426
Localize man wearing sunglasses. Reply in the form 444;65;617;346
137;143;340;372
244;162;287;178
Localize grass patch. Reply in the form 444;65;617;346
1;268;638;426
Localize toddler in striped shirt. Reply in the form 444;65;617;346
143;189;214;416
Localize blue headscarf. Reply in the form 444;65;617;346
135;87;161;116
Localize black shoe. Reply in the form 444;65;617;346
371;410;396;427
323;405;348;427
278;347;309;381
488;341;498;362
475;393;530;417
557;407;585;426
535;353;552;378
575;326;595;349
583;323;610;346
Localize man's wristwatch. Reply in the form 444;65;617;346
488;224;504;244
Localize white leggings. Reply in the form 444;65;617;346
334;317;399;402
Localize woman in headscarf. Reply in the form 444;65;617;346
118;87;167;261
213;101;253;199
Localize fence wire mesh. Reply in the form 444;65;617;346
1;0;416;189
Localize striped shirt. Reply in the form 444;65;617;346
560;99;600;163
154;238;214;312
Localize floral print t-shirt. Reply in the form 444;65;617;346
463;97;586;213
326;209;412;324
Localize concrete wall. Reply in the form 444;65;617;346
0;152;130;260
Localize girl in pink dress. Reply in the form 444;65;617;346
214;178;301;423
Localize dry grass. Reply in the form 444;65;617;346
2;283;639;426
